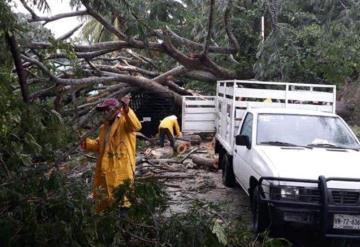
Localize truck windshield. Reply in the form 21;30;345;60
256;114;360;149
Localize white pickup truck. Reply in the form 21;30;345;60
182;80;360;239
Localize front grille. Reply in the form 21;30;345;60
331;190;360;205
301;188;320;203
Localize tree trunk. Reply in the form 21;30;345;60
177;135;202;145
6;32;29;103
191;154;218;169
174;140;190;154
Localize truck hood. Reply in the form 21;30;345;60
258;146;360;180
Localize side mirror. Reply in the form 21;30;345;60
235;135;251;149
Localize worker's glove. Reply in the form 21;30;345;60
80;139;86;149
121;95;130;113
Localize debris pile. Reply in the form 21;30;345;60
135;134;248;217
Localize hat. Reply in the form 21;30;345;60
96;98;120;111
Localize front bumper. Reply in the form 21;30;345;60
259;176;360;239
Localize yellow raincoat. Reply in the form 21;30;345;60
159;116;182;137
84;108;141;212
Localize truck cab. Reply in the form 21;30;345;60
182;80;360;238
231;108;360;238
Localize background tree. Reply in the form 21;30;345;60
255;0;360;85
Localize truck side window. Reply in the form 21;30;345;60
240;113;253;141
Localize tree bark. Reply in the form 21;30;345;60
6;33;29;103
175;141;190;154
178;135;202;145
191;155;218;169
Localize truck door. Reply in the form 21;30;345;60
233;113;254;191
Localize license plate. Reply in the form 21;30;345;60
333;214;360;230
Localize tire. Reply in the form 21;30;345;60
251;185;270;233
221;154;236;187
216;141;224;170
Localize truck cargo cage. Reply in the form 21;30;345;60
181;80;336;147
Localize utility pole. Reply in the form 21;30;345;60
261;16;265;43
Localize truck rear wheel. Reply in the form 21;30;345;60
251;185;270;233
221;154;235;187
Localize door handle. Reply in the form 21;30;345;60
235;149;237;153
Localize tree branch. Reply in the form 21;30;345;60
163;80;193;95
19;0;86;23
161;30;202;69
153;66;187;83
203;0;215;56
6;33;29;103
56;23;83;41
81;0;127;40
19;0;38;21
29;85;56;101
224;0;240;51
74;40;133;52
185;70;217;82
162;31;236;79
200;55;237;79
21;54;183;104
21;55;58;82
91;65;128;75
155;28;236;54
28;40;163;53
114;64;159;77
47;48;120;60
31;10;88;23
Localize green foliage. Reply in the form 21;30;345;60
16;13;53;43
0;0;17;31
351;125;360;139
77;0;262;83
21;0;50;13
136;139;149;150
0;170;94;246
0;88;73;168
255;0;360;85
161;203;223;247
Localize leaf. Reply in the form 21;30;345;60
264;237;292;247
24;132;42;155
19;154;32;167
50;109;64;125
212;219;227;245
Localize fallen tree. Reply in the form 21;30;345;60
7;0;262;131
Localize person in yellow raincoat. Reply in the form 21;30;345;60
158;115;182;151
81;96;141;212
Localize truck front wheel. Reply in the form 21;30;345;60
251;186;270;233
221;154;235;187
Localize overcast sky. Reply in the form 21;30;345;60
12;0;83;38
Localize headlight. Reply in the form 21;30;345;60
280;187;300;200
270;185;301;201
270;185;320;202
